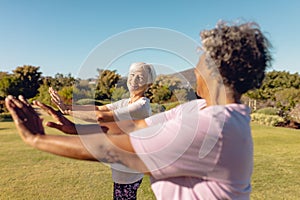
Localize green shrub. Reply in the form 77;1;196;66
150;103;166;114
255;107;278;115
251;113;284;127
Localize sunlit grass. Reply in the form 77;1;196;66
1;118;299;199
0;116;155;200
251;124;300;199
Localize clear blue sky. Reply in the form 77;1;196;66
0;0;299;78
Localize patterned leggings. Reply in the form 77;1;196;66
113;179;143;200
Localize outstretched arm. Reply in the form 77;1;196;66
70;110;114;123
49;87;107;114
49;87;113;122
5;95;150;173
34;100;147;136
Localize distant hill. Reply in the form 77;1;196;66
170;68;196;88
101;68;196;89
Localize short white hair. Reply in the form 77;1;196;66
129;62;156;84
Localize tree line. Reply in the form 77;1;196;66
0;65;196;114
1;65;300;125
243;70;300;126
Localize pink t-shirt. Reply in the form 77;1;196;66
130;99;253;199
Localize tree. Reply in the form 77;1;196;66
72;79;95;101
0;72;19;97
12;65;42;99
147;84;172;104
50;73;77;90
95;69;120;100
111;86;129;101
245;70;300;100
146;74;193;103
275;88;300;109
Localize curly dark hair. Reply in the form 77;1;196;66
200;21;272;94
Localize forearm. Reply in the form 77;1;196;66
70;110;100;123
71;105;97;111
70;105;109;112
75;124;108;134
31;133;150;173
69;107;112;123
32;134;98;161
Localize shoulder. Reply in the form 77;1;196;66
138;97;150;104
114;98;130;106
106;98;129;110
175;99;206;113
131;97;150;106
203;103;250;119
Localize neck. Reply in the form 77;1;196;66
129;93;144;103
204;84;241;107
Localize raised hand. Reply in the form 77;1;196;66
33;100;77;135
48;87;70;114
5;95;45;145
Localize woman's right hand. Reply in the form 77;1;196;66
48;87;70;115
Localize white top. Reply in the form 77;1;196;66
130;99;253;199
106;97;151;184
106;97;151;121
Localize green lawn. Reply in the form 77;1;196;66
251;124;300;199
1;118;299;199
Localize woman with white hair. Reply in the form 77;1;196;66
49;62;156;200
49;62;156;124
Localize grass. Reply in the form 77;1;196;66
0;116;155;200
0;117;299;199
251;124;300;199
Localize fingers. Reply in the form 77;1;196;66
49;87;60;101
48;88;67;113
49;87;57;96
6;95;29;123
5;95;45;135
5;96;21;123
48;87;53;93
18;95;39;117
50;94;61;105
49;87;62;105
45;121;63;131
33;100;69;125
33;100;60;118
34;101;64;131
50;94;61;104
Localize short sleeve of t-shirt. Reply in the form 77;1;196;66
105;99;128;111
107;97;151;121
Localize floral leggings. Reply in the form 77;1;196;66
113;179;143;200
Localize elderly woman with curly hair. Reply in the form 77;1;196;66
6;20;272;200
